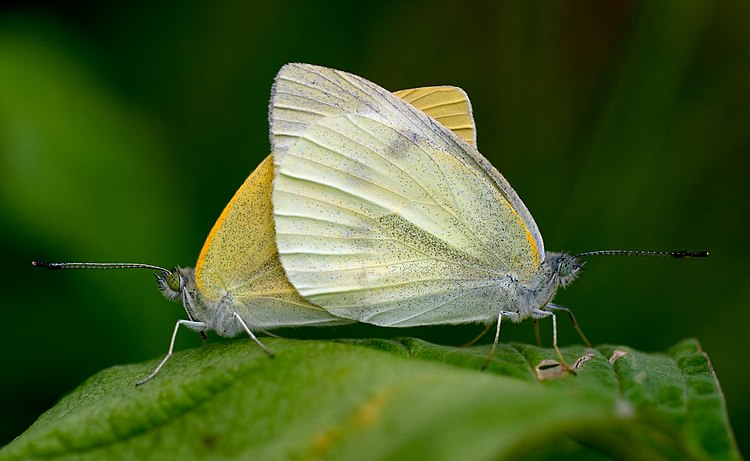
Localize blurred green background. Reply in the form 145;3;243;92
1;0;747;456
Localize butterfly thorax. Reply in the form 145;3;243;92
157;266;245;337
508;252;582;322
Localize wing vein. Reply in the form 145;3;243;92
373;282;495;326
287;255;499;276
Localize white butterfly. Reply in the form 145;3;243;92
270;63;592;369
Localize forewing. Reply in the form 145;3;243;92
271;63;543;260
195;155;343;328
273;114;538;326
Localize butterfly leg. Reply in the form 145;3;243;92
533;319;542;346
462;322;492;348
137;319;208;386
232;312;275;358
481;310;519;371
546;303;592;347
533;309;575;375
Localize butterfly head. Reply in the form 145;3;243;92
156;266;186;301
554;253;583;287
155;266;203;323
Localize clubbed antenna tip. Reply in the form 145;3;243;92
672;251;709;258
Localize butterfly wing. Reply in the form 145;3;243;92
393;86;477;147
271;64;543;326
195;155;345;328
271;63;539;252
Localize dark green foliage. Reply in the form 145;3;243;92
1;338;738;460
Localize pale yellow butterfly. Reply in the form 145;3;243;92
270;63;707;370
33;84;481;384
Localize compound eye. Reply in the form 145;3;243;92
557;256;581;278
166;270;181;291
555;256;583;287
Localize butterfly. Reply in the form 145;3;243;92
269;63;706;371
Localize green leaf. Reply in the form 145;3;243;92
0;338;739;461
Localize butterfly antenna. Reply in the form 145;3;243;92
574;250;708;259
32;261;203;337
32;261;170;272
